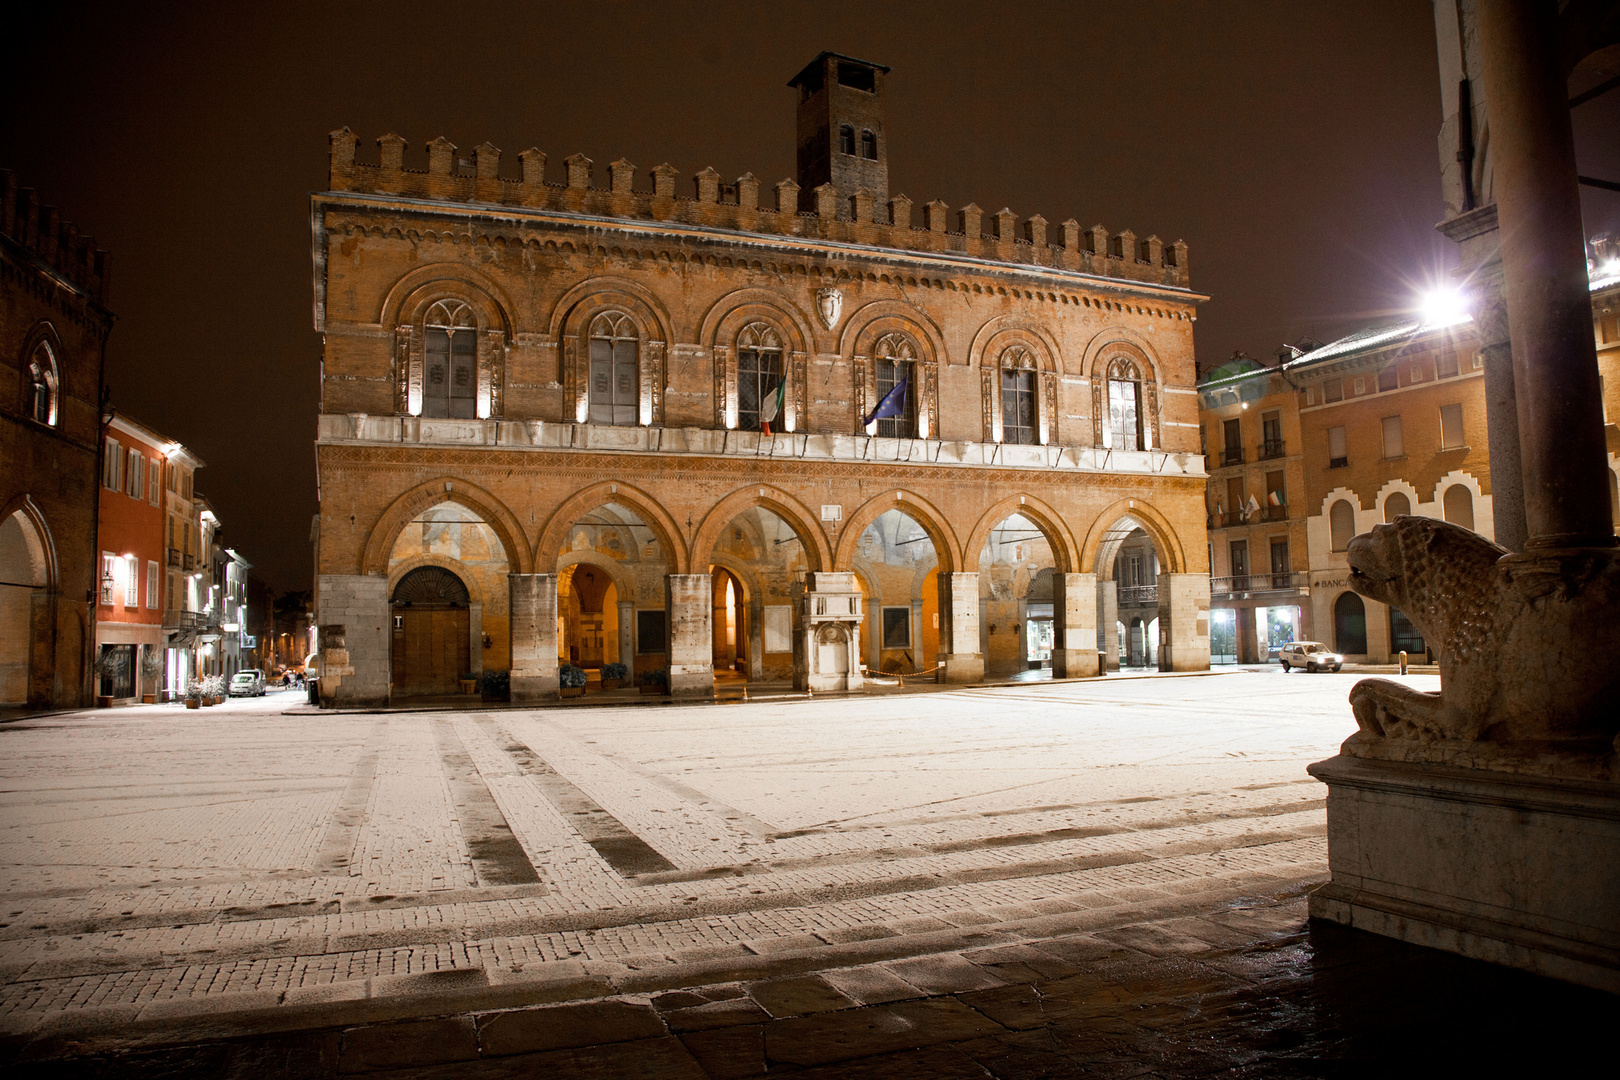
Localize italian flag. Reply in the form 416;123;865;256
760;378;785;436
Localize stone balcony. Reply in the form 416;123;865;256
317;413;1208;479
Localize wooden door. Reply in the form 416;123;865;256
392;608;469;695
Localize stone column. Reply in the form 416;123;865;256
315;574;390;705
1053;573;1099;678
935;572;984;683
1156;574;1210;672
665;574;713;698
617;600;634;670
748;595;764;680
1478;0;1613;549
509;574;558;701
1098;580;1119;670
910;598;924;672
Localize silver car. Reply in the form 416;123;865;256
1279;641;1342;673
229;671;266;697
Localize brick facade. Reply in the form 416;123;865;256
1;171;112;709
311;54;1212;705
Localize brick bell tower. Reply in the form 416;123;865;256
788;51;891;213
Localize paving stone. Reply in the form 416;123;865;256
815;925;900;945
338;1017;478;1073
960;944;1085;982
661;997;772;1033
883;953;1008;994
764;998;1006;1067
651;991;710;1011
818;964;926;1005
1095;922;1221;958
477;999;664;1057
386;1036;711;1080
746;974;855;1017
1026;932;1133;967
677;1024;767;1079
789;1043;995;1078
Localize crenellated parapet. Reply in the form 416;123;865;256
326;129;1191;290
1;170;112;305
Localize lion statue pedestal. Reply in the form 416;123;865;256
1307;517;1620;992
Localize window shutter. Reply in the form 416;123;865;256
1381;415;1403;458
1439;404;1464;449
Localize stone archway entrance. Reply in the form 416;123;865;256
0;509;50;706
391;566;471;696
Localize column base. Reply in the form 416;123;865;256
510;674;559;703
1052;649;1099;678
668;665;713;699
1308;752;1620;993
936;652;984;683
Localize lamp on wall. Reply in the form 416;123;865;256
482;633;493;649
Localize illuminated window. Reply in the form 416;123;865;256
124;556;139;606
1106;356;1144;451
588;312;639;426
423;300;477;419
27;341;58;426
874;333;916;438
100;553;116;606
737;323;784;432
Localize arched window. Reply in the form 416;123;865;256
1334;592;1367;654
1000;346;1038;445
1106;356;1143;451
1329;499;1357;552
860;129;878;160
839;125;856;155
873;333;916;438
1442;484;1474;531
589;312;639;426
737;323;784;432
27;341;58;427
423;301;476;419
1383;491;1410;523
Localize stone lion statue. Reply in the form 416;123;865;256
1345;516;1620;748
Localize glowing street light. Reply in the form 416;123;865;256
1418;286;1472;328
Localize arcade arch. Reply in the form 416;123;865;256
977;513;1057;677
386;501;510;695
553;502;672;678
699;506;809;681
1093;517;1163;668
0;508;51;704
851;509;939;677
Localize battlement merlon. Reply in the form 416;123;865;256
1;170;113;306
324;129;1190;290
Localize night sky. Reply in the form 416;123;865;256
6;2;1616;591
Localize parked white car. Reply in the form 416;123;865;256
229;671;266;697
1279;641;1342;673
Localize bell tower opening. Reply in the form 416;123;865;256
788;51;891;212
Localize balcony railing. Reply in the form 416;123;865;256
1258;439;1287;460
1117;585;1158;606
1263;505;1289;522
1209;572;1307;597
164;609;219;631
1219;448;1244;467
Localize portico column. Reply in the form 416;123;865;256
910;598;924;672
1098;580;1119;670
665;574;713;698
1156;574;1210;672
617;600;634;670
1478;0;1614;549
509;573;558;702
935;572;984;683
1053;572;1099;678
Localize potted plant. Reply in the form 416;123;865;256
140;650;163;704
203;674;226;705
600;662;629;691
458;672;477;695
638;667;669;695
184;679;202;709
559;664;587;698
479;669;510;702
94;649;129;707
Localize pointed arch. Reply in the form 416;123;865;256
961;494;1081;574
360;478;531;576
535;481;687;575
691;485;831;573
1078;498;1186;575
835;490;961;575
0;494;59;589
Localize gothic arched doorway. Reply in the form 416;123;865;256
391;566;472;695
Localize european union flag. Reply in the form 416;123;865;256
863;375;909;426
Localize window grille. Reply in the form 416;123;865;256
423;300;477;419
588;312;639;426
873;333;916;438
1106;356;1143;451
736;323;784;432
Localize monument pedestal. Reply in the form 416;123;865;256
1308;752;1620;992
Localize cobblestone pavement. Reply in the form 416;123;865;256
21;668;1593;1074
